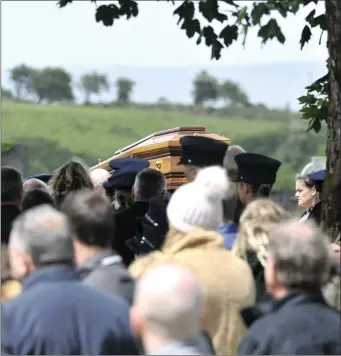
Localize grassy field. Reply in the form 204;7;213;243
2;101;290;160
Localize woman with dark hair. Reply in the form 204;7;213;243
295;169;325;225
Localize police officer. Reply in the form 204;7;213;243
233;152;282;303
178;136;229;182
234;153;281;207
103;158;150;212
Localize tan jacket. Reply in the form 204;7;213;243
130;227;256;355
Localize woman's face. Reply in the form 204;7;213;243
295;179;315;208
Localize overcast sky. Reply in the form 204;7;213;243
2;0;328;70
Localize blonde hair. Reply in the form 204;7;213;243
49;157;94;207
233;199;289;266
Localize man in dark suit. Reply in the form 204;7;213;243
239;220;340;355
114;167;167;266
2;204;138;355
62;189;135;304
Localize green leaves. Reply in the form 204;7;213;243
300;25;312;49
298;72;329;134
219;25;238;47
258;19;285;44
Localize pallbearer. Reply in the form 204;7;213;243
178;136;229;182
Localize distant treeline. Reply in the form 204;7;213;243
2;64;294;118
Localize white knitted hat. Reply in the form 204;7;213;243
167;166;230;232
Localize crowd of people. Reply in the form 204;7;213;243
1;134;340;355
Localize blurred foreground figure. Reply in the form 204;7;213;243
2;205;138;355
1;166;23;301
89;168;110;196
62;189;135;304
1;166;23;245
239;220;340;355
131;264;209;355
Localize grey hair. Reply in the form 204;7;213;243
133;168;167;201
9;204;74;266
223;145;246;181
268;219;332;289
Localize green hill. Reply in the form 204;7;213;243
2;101;289;158
2;101;325;189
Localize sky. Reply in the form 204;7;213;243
2;0;328;70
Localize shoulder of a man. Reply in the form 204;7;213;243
84;264;135;301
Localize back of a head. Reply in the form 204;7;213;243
1;166;23;202
223;145;246;181
268;219;332;288
50;158;94;207
61;189;114;248
134;168;167;201
9;204;74;267
23;178;48;193
90;168;111;190
22;188;55;212
233;199;289;264
134;264;202;340
167;166;230;232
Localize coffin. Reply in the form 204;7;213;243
90;127;231;190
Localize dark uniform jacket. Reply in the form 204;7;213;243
300;201;322;225
238;290;341;355
1;204;20;245
113;201;149;266
2;265;138;355
77;249;135;304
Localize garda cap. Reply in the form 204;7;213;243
178;136;229;167
235;153;281;185
310;169;325;183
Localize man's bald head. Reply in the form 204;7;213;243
132;264;202;341
23;178;48;193
90;169;111;195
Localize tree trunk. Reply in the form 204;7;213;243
324;0;341;241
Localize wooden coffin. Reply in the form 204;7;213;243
90;127;231;190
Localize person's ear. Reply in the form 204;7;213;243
130;306;144;338
9;249;35;280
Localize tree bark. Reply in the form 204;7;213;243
324;0;341;240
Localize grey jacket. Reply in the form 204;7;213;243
77;249;135;304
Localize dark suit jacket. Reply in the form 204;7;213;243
113;201;150;266
1;204;20;245
2;265;138;355
239;290;340;355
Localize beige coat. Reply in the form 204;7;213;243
129;227;256;355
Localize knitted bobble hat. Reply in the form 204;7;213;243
167;166;230;233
